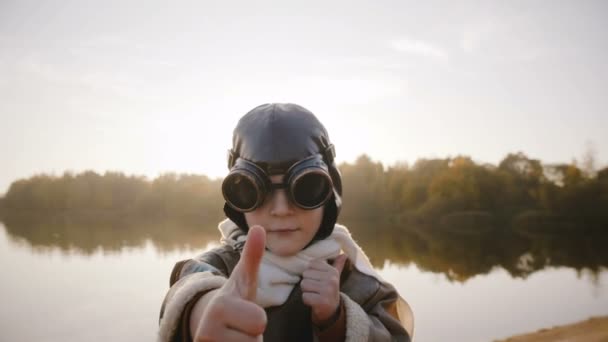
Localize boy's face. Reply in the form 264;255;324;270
244;174;324;256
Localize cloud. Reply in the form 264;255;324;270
390;38;448;60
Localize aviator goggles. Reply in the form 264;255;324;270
222;154;334;212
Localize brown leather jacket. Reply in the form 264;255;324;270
159;238;413;342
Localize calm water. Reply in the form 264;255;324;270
1;221;607;342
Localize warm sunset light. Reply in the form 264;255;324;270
1;2;607;195
1;2;607;342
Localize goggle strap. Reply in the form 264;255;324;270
324;144;336;163
227;149;238;169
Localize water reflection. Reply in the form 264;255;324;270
342;218;608;282
2;212;607;281
0;211;223;255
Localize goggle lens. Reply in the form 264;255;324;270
223;173;259;211
292;172;332;208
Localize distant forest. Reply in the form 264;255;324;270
1;152;607;227
2;152;607;281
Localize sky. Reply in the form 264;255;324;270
1;1;607;194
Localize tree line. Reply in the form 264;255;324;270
1;152;607;226
2;151;606;281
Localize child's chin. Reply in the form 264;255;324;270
267;245;299;257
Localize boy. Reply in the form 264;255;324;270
158;103;413;341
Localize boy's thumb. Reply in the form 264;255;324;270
332;254;348;274
234;225;266;301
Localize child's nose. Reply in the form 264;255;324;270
269;189;294;216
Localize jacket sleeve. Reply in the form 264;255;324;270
340;267;414;342
157;246;239;342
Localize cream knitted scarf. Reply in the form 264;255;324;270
218;219;382;308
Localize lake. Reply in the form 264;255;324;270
1;220;607;342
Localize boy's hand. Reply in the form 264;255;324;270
301;254;348;327
192;225;267;342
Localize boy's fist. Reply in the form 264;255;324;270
301;254;347;327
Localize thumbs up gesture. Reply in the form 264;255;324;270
191;225;267;341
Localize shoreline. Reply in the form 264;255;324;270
495;316;608;342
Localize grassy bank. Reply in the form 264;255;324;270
495;316;608;342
